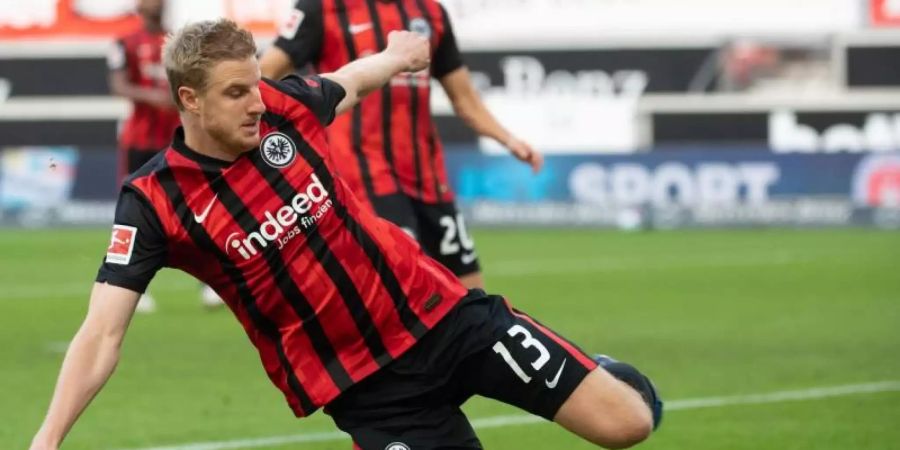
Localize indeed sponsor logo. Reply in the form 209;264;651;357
226;174;333;260
770;110;900;153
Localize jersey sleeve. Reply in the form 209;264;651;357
107;39;127;71
432;4;465;79
95;187;168;293
272;0;324;69
270;75;347;125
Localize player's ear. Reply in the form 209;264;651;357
178;86;200;113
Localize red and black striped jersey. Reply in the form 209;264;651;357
108;27;181;151
273;0;465;207
96;75;468;417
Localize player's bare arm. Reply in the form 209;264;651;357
30;283;141;450
259;45;296;81
322;30;431;116
439;66;544;173
109;70;174;109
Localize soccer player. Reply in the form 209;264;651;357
260;0;543;290
107;0;178;199
108;0;222;311
30;19;660;450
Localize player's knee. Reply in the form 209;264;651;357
583;385;653;448
572;410;651;449
596;401;653;449
596;356;663;432
556;368;654;449
457;272;484;289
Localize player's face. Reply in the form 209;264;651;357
197;57;266;154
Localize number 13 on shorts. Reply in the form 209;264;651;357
493;324;551;383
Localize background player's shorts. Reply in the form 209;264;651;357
372;194;481;277
325;290;599;450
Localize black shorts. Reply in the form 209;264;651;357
372;194;480;277
326;290;599;450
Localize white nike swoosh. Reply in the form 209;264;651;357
193;195;218;224
461;251;478;265
348;22;372;34
545;358;567;389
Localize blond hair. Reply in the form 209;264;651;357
163;19;257;110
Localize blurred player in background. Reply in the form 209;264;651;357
30;19;659;450
260;0;543;290
107;0;221;311
108;0;176;185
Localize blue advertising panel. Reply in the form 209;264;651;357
0;146;117;227
1;145;898;228
444;147;900;228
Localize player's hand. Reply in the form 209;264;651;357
385;30;431;73
506;135;543;173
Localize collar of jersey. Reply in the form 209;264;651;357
171;127;241;170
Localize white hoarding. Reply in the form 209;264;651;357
442;0;864;48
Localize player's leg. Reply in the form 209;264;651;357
457;271;484;290
199;283;224;308
553;362;656;448
135;292;157;313
413;199;484;289
461;298;659;448
592;354;664;430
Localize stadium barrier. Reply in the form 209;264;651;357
443;148;900;229
2;145;897;229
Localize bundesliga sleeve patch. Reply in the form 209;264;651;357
279;8;305;40
106;224;137;265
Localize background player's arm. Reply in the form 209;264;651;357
430;4;542;172
260;0;324;80
30;284;140;450
108;70;174;109
322;30;430;116
259;47;296;81
107;40;173;109
440;67;543;172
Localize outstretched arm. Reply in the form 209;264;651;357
30;283;140;450
322;30;431;116
440;67;543;173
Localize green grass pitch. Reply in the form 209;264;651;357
2;228;898;449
